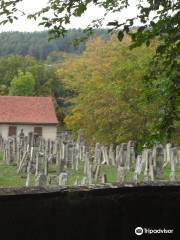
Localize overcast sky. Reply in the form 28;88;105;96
0;0;140;32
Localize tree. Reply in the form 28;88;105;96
0;55;36;87
0;0;179;143
0;30;104;60
0;55;71;124
9;70;35;96
60;36;158;144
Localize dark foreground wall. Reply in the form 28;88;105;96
0;185;180;240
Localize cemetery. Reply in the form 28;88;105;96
0;129;180;239
0;130;179;188
0;1;179;238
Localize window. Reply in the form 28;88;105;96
34;127;42;137
8;126;17;137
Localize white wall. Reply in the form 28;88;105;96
0;124;57;140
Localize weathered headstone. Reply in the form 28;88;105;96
109;144;116;166
153;144;164;179
58;172;68;186
117;166;125;184
35;173;47;186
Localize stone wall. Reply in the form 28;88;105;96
0;186;179;239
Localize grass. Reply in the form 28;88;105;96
0;164;26;187
48;163;117;186
0;151;180;188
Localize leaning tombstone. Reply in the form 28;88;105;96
94;165;101;183
26;160;32;187
101;146;109;165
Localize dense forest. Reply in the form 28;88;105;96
0;29;108;61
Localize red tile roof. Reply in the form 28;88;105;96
0;96;58;125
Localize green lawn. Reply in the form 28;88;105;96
0;151;180;188
0;152;118;187
0;164;26;187
48;162;118;186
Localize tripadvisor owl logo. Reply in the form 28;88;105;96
135;227;143;236
135;226;174;235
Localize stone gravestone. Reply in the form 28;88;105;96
166;143;172;163
58;172;68;186
134;155;142;183
115;145;121;167
35;173;47;187
101;174;107;184
117;166;125;184
84;151;89;175
94;143;102;165
26;160;32;187
119;143;127;167
126;141;135;170
86;163;92;184
101;146;109;165
152;144;164;180
48;175;58;185
94;165;101;183
81;177;88;186
170;147;178;182
116;143;127;183
109;144;116;166
143;148;153;182
75;143;80;171
147;150;154;181
6;138;14;165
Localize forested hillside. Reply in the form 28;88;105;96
0;29;108;61
0;29;178;146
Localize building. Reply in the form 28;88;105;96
0;96;58;140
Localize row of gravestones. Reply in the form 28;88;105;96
0;134;180;186
132;144;180;183
33;143;180;187
0;134;136;169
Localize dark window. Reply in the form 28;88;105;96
34;127;42;136
8;126;17;137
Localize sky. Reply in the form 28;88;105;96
0;0;140;32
